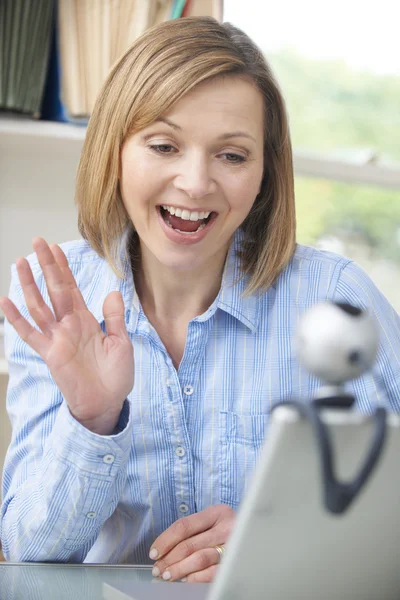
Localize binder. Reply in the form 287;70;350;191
0;0;54;118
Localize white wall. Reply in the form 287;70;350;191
0;124;83;298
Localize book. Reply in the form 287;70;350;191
0;0;54;118
55;0;177;120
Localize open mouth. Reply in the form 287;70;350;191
158;206;216;235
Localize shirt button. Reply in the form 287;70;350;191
86;512;96;519
183;385;194;396
175;446;186;457
178;503;189;514
103;454;115;464
166;379;173;386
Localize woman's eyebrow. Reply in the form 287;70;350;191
217;131;256;142
154;117;182;131
153;117;256;143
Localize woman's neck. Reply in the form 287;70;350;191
135;250;227;326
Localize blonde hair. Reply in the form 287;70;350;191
76;16;296;294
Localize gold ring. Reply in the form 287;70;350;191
214;544;226;563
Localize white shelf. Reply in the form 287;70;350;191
294;150;400;190
1;116;400;190
0;114;86;141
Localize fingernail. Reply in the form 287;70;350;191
152;566;160;577
149;548;158;559
162;571;171;581
181;578;188;582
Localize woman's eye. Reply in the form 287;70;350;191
150;144;176;154
222;153;246;164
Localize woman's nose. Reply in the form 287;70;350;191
173;154;217;199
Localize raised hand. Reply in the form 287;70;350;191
0;238;134;435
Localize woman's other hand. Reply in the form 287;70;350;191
0;238;134;435
149;504;236;583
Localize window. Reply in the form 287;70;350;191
224;0;400;310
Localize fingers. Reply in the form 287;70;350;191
0;239;82;357
150;505;235;583
32;238;74;321
103;292;128;339
150;504;236;581
153;548;220;583
152;527;221;575
150;505;220;561
0;297;49;358
15;257;55;335
50;244;86;312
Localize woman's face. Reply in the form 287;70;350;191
120;76;264;273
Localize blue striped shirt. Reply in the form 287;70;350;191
1;231;400;563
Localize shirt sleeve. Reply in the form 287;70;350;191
333;259;400;412
0;265;133;563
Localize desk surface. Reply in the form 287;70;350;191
0;563;158;600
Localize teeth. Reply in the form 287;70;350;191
162;206;211;221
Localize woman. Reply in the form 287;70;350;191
1;17;399;583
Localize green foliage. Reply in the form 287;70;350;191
295;178;400;261
268;49;400;160
266;49;400;261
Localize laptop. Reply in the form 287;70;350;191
103;406;400;600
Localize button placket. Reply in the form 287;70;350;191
163;354;197;522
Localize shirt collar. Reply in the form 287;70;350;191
195;229;261;332
218;230;261;332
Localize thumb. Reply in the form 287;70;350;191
103;291;128;338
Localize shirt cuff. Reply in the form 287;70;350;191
46;399;132;479
113;399;131;434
